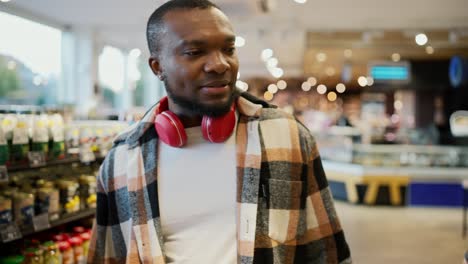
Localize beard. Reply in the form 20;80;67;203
164;80;238;117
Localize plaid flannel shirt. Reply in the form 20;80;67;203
88;92;351;263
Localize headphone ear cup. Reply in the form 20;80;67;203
201;106;236;143
155;111;187;147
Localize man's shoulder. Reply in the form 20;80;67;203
258;108;311;135
258;106;294;121
256;107;317;152
112;121;139;145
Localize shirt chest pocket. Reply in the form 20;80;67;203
267;179;307;243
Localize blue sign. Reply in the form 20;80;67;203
370;66;409;81
449;56;468;88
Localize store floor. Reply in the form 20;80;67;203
335;201;467;264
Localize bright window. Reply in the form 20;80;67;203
0;11;62;105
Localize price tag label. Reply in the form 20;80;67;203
0;223;22;243
28;151;46;167
32;213;50;232
80;147;96;163
0;166;8;183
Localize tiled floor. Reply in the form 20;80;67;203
335;201;467;264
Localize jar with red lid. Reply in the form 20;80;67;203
53;233;70;242
68;236;83;264
72;226;85;234
58;241;74;264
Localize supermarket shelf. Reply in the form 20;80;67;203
1;209;96;243
6;156;104;173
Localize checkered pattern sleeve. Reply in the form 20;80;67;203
88;157;109;263
296;122;352;263
87;146;134;263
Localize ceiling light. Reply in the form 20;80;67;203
268;84;279;94
316;52;327;62
277;80;287;90
317;84;327;94
294;0;307;3
235;36;246;47
358;76;368;87
271;68;284;78
264;91;274;101
261;49;273;61
301;82;312;91
336;83;346;93
366;76;374;86
307;77;317;86
415;33;428;46
426;46;434;54
392;53;401;62
267;57;278;68
327;92;337;102
0;0;12;2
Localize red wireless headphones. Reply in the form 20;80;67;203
154;96;236;147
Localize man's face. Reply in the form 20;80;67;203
150;7;239;117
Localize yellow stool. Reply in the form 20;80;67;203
362;175;410;205
326;171;363;204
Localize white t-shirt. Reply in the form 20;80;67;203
158;124;237;264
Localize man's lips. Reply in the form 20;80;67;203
199;80;232;95
200;80;231;88
200;85;230;95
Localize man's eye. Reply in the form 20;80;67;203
184;50;202;56
225;47;236;54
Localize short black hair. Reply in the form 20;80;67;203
146;0;220;57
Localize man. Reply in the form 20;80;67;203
88;0;351;263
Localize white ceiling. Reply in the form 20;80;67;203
2;0;468;78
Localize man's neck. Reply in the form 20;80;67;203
177;114;203;128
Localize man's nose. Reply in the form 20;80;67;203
204;51;230;74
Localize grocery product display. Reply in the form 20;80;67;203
317;130;468;168
0;227;92;263
0;107;127;167
0;106;127;257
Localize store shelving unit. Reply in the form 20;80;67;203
5;156;104;173
19;209;95;238
0;156;104;244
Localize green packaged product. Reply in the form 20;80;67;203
31;114;49;154
0;256;25;264
11;115;29;162
49;114;65;159
0;118;9;165
0;144;8;166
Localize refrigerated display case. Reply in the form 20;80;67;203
317;130;468;206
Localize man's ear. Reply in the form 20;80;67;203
148;56;162;77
